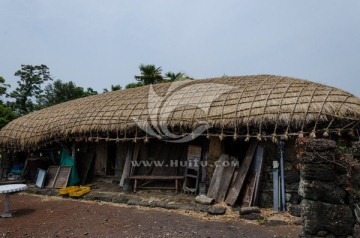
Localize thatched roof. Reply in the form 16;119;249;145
1;75;360;151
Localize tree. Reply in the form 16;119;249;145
0;105;17;128
9;64;53;115
125;82;144;89
103;84;122;93
0;76;17;128
164;72;193;82
37;80;98;108
84;87;98;96
134;64;163;85
0;76;10;98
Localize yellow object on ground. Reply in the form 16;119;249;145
69;186;90;197
59;186;80;195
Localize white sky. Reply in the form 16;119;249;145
1;0;359;96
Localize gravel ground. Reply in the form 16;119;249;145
0;194;300;238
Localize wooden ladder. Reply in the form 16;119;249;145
183;145;202;194
183;160;200;194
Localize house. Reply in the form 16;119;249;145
1;75;359;207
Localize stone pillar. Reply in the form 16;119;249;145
350;141;360;237
297;138;354;237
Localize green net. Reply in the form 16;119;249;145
60;149;80;186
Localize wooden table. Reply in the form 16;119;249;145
129;176;184;192
0;184;27;218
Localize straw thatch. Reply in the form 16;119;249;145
1;75;359;151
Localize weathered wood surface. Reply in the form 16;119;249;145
130;142;141;176
207;154;228;200
114;143;127;178
201;141;209;184
120;144;134;187
225;141;258;206
44;166;60;188
208;137;223;181
240;171;256;207
129;175;184;179
216;156;237;201
252;145;265;206
53;166;72;188
94;142;108;175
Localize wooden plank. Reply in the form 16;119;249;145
129;176;184;179
120;143;134;187
136;142;150;176
201;141;209;184
188;145;202;161
44;166;60;188
252;144;265;206
225;141;258;206
130;142;141;176
94;142;108;175
115;143;127;178
216;156;237;201
207;154;228;200
240;171;257;207
53;166;72;188
241;144;265;207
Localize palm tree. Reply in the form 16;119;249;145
165;72;185;81
103;84;122;92
135;64;163;85
165;71;193;82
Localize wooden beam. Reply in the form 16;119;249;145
71;143;76;161
225;141;258;206
120;143;134;187
201;140;209;183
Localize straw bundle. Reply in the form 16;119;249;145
1;75;359;151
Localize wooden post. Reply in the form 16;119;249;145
279;138;286;212
71;143;76;162
120;143;134;187
199;140;209;195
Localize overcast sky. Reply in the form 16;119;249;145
1;1;359;96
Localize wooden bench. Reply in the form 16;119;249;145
129;176;184;192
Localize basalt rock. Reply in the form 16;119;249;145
297;139;337;152
300;163;337;181
299;179;346;204
298;151;336;164
301;199;354;236
287;204;301;217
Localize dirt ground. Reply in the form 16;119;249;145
0;193;300;238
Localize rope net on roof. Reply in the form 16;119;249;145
1;75;359;151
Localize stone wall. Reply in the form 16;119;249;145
350;141;360;237
297;138;355;237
